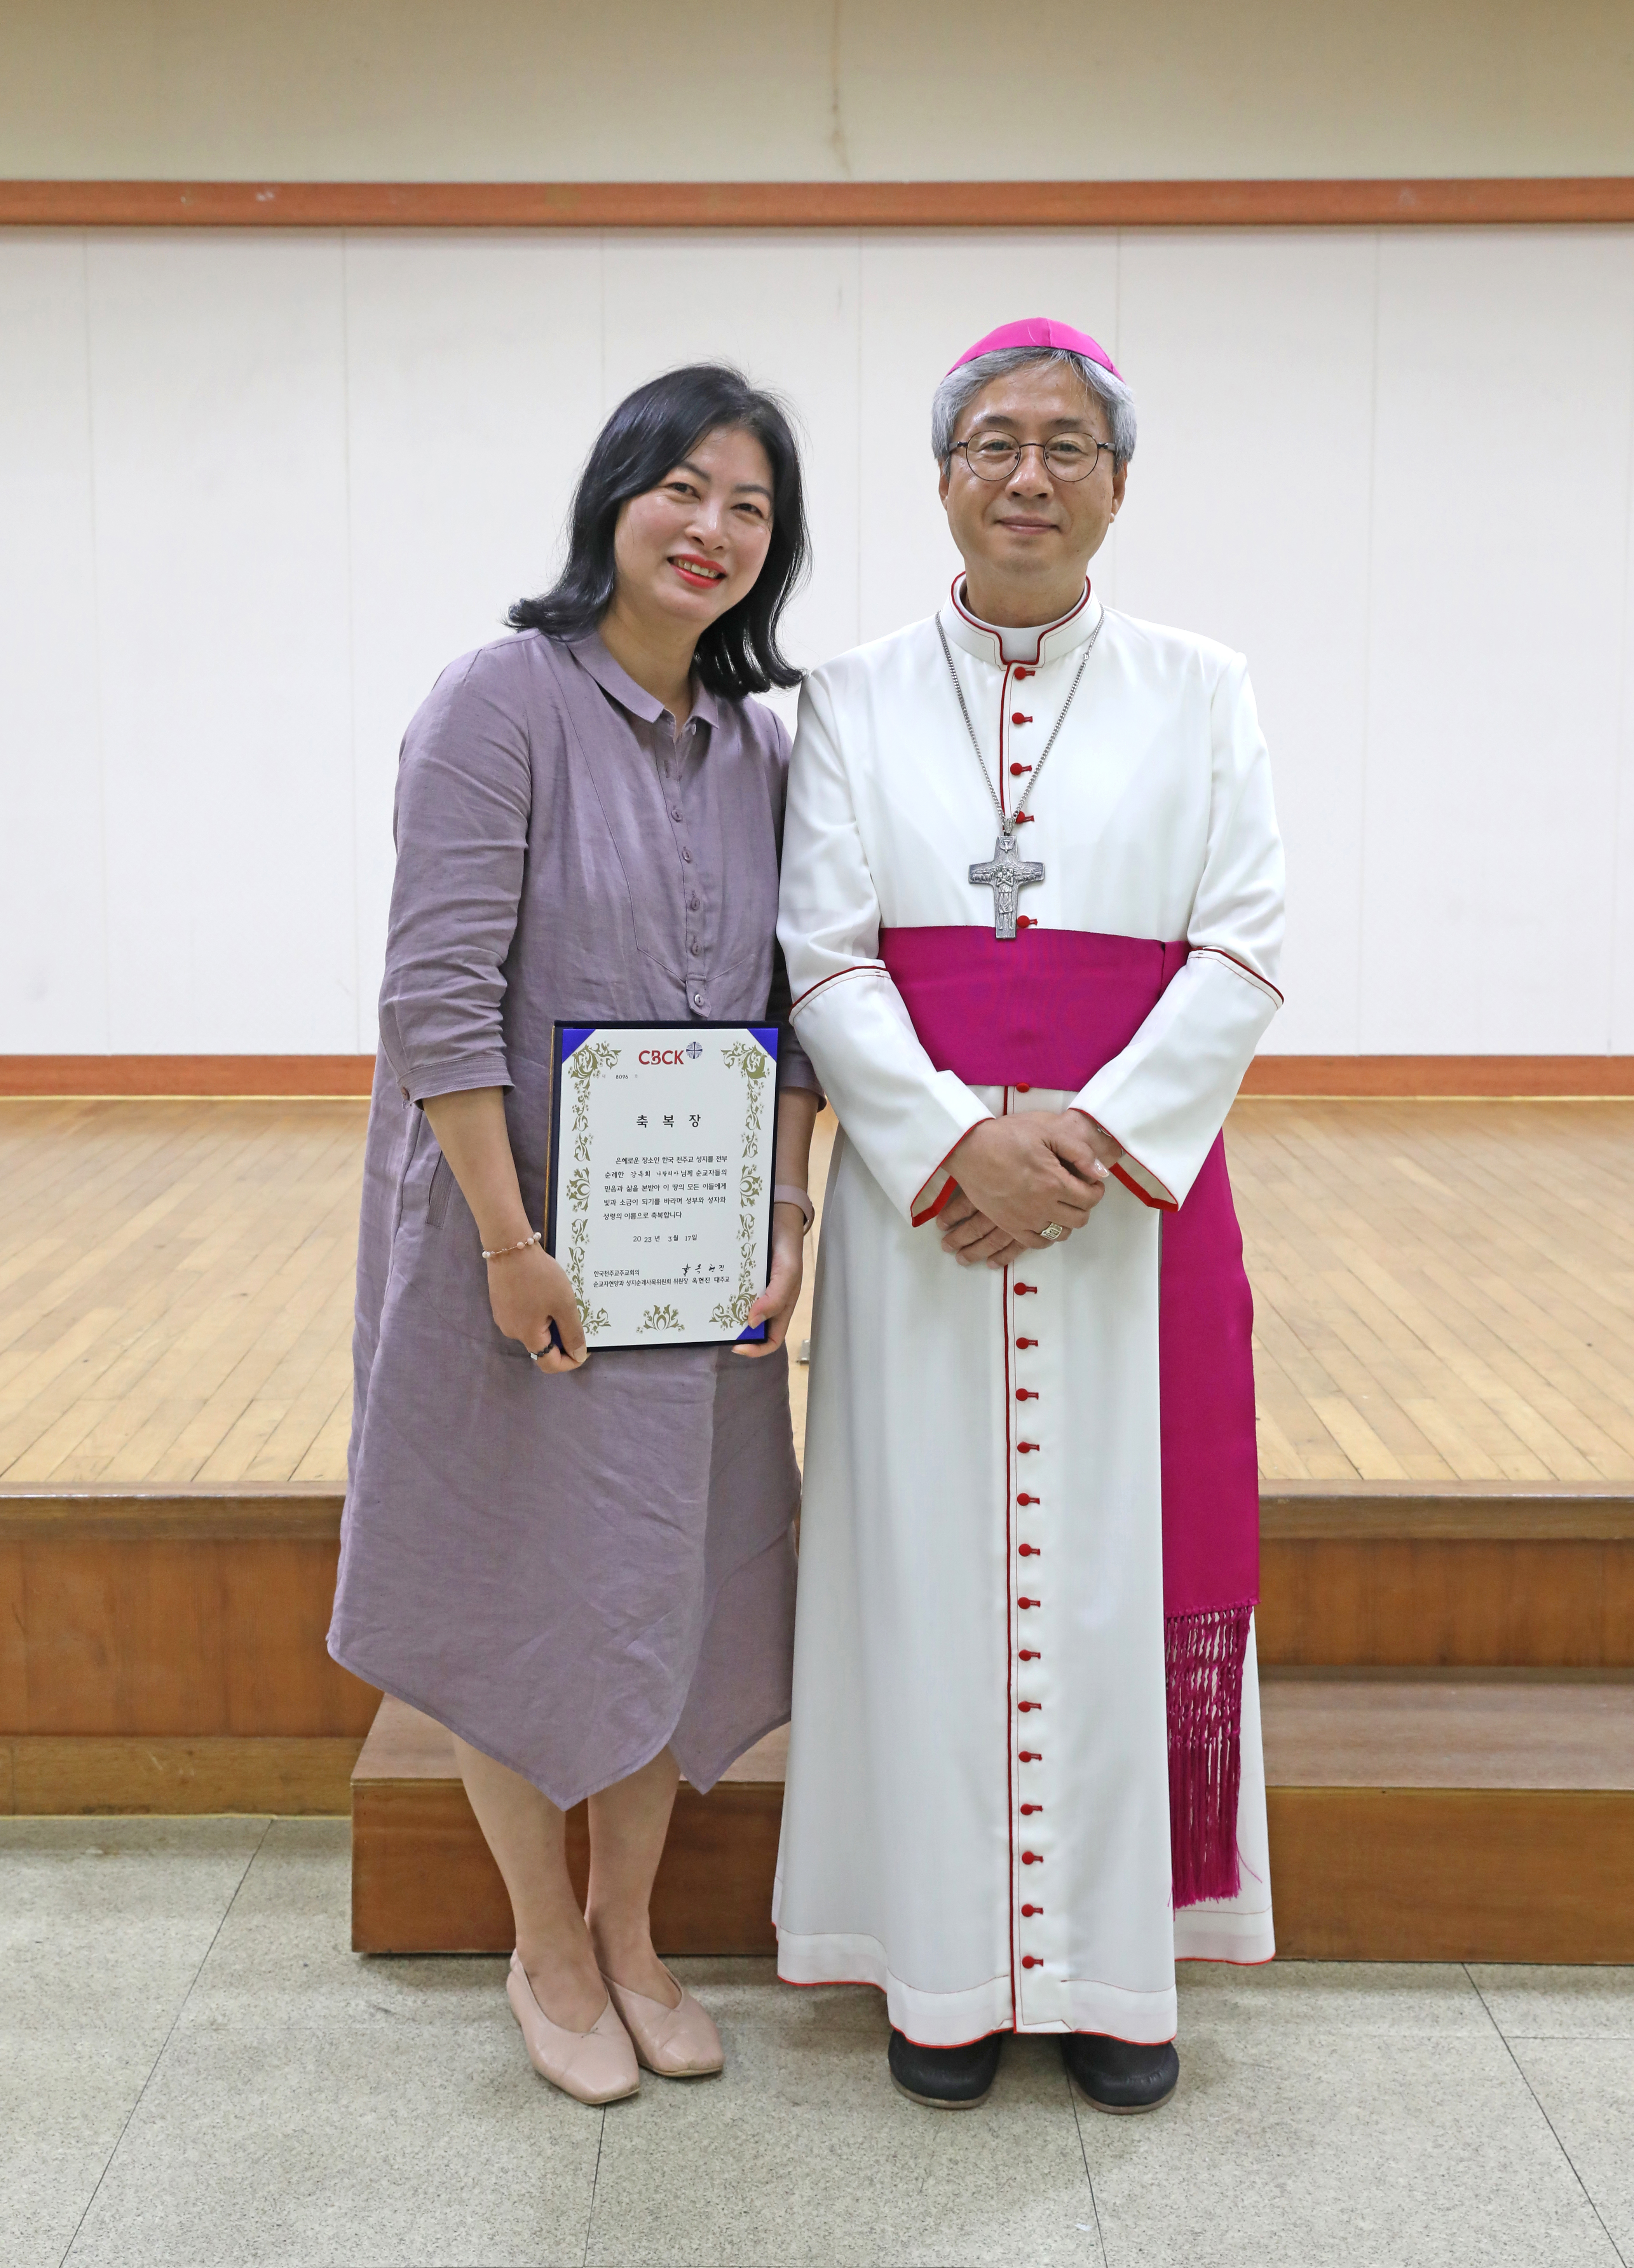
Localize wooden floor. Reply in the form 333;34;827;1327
2;1096;1632;1490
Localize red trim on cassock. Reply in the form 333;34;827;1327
949;574;1091;664
1110;1160;1175;1211
788;961;886;1015
1190;944;1284;1005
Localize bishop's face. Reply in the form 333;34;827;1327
938;362;1127;628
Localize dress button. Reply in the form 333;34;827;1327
1018;1544;1039;1557
1016;1082;1031;1093
1021;1903;1041;1916
689;942;700;955
693;993;705;1009
682;848;693;863
1017;1442;1038;1455
670;806;682;821
1022;1850;1042;1864
1011;712;1032;726
1016;1388;1038;1402
1017;1700;1038;1712
689;893;700;910
1019;1749;1041;1762
1022;1956;1042;1968
1018;1596;1039;1609
1020;1804;1042;1816
1015;1282;1036;1295
1018;1649;1039;1661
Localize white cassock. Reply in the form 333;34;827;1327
774;580;1286;2046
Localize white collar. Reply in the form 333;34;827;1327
940;575;1104;667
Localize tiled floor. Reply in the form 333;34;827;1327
5;1820;1629;2268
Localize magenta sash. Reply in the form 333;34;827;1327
879;924;1257;1906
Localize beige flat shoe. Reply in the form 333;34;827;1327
506;1952;640;2104
602;1964;724;2078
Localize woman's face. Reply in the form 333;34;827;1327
612;425;776;636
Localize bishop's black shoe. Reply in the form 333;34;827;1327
888;2027;1003;2109
1062;2031;1179;2114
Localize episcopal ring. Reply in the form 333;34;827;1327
1039;1221;1069;1243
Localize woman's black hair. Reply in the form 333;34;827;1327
507;363;809;700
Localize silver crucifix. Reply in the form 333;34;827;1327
970;832;1045;940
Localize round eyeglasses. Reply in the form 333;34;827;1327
949;434;1114;484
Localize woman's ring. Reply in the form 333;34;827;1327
1040;1221;1069;1243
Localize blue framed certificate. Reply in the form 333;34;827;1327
545;1022;780;1350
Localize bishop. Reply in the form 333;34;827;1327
775;319;1286;2114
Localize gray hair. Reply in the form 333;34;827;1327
931;347;1138;471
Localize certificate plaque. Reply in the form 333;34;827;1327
545;1022;780;1350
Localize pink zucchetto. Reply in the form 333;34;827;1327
947;317;1121;381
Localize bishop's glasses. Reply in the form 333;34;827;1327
948;434;1115;483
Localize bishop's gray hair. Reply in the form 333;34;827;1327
931;347;1138;471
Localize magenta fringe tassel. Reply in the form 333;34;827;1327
1166;1602;1253;1908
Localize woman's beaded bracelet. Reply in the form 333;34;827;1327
482;1230;543;1262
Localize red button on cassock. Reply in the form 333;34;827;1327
1021;1903;1042;1916
1019;1543;1039;1556
1017;1492;1037;1506
1022;1955;1042;1968
1017;1701;1038;1713
1022;1851;1042;1864
1021;1804;1042;1816
1016;811;1036;824
1018;1442;1038;1454
1012;713;1032;725
1016;915;1037;929
1019;1750;1041;1761
1014;666;1032;679
1016;1339;1036;1352
1009;761;1031;776
1018;1648;1039;1661
1016;1389;1038;1403
1018;1597;1039;1609
1015;1282;1037;1295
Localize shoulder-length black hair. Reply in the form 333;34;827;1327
508;363;809;700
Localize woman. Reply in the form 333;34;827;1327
330;365;822;2107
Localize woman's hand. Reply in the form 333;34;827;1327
487;1244;588;1373
422;1087;589;1375
732;1204;806;1357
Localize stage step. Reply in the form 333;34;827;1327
351;1675;1634;1964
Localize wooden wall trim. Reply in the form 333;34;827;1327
3;178;1633;231
0;1055;375;1097
1241;1056;1634;1098
5;1054;1631;1099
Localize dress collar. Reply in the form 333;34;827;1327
567;630;722;733
939;575;1103;667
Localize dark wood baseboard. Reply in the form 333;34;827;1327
4;179;1633;231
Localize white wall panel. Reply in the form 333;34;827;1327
84;233;356;1050
0;236;108;1049
1113;232;1379;1052
1362;230;1634;1053
3;223;1633;1060
343;233;604;1044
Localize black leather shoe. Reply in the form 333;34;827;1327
1062;2031;1179;2113
888;2028;1003;2108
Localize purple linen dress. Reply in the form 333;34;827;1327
328;630;818;1807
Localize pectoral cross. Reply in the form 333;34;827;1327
970;832;1045;940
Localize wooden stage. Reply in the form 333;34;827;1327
4;1094;1633;1958
4;1096;1634;1490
